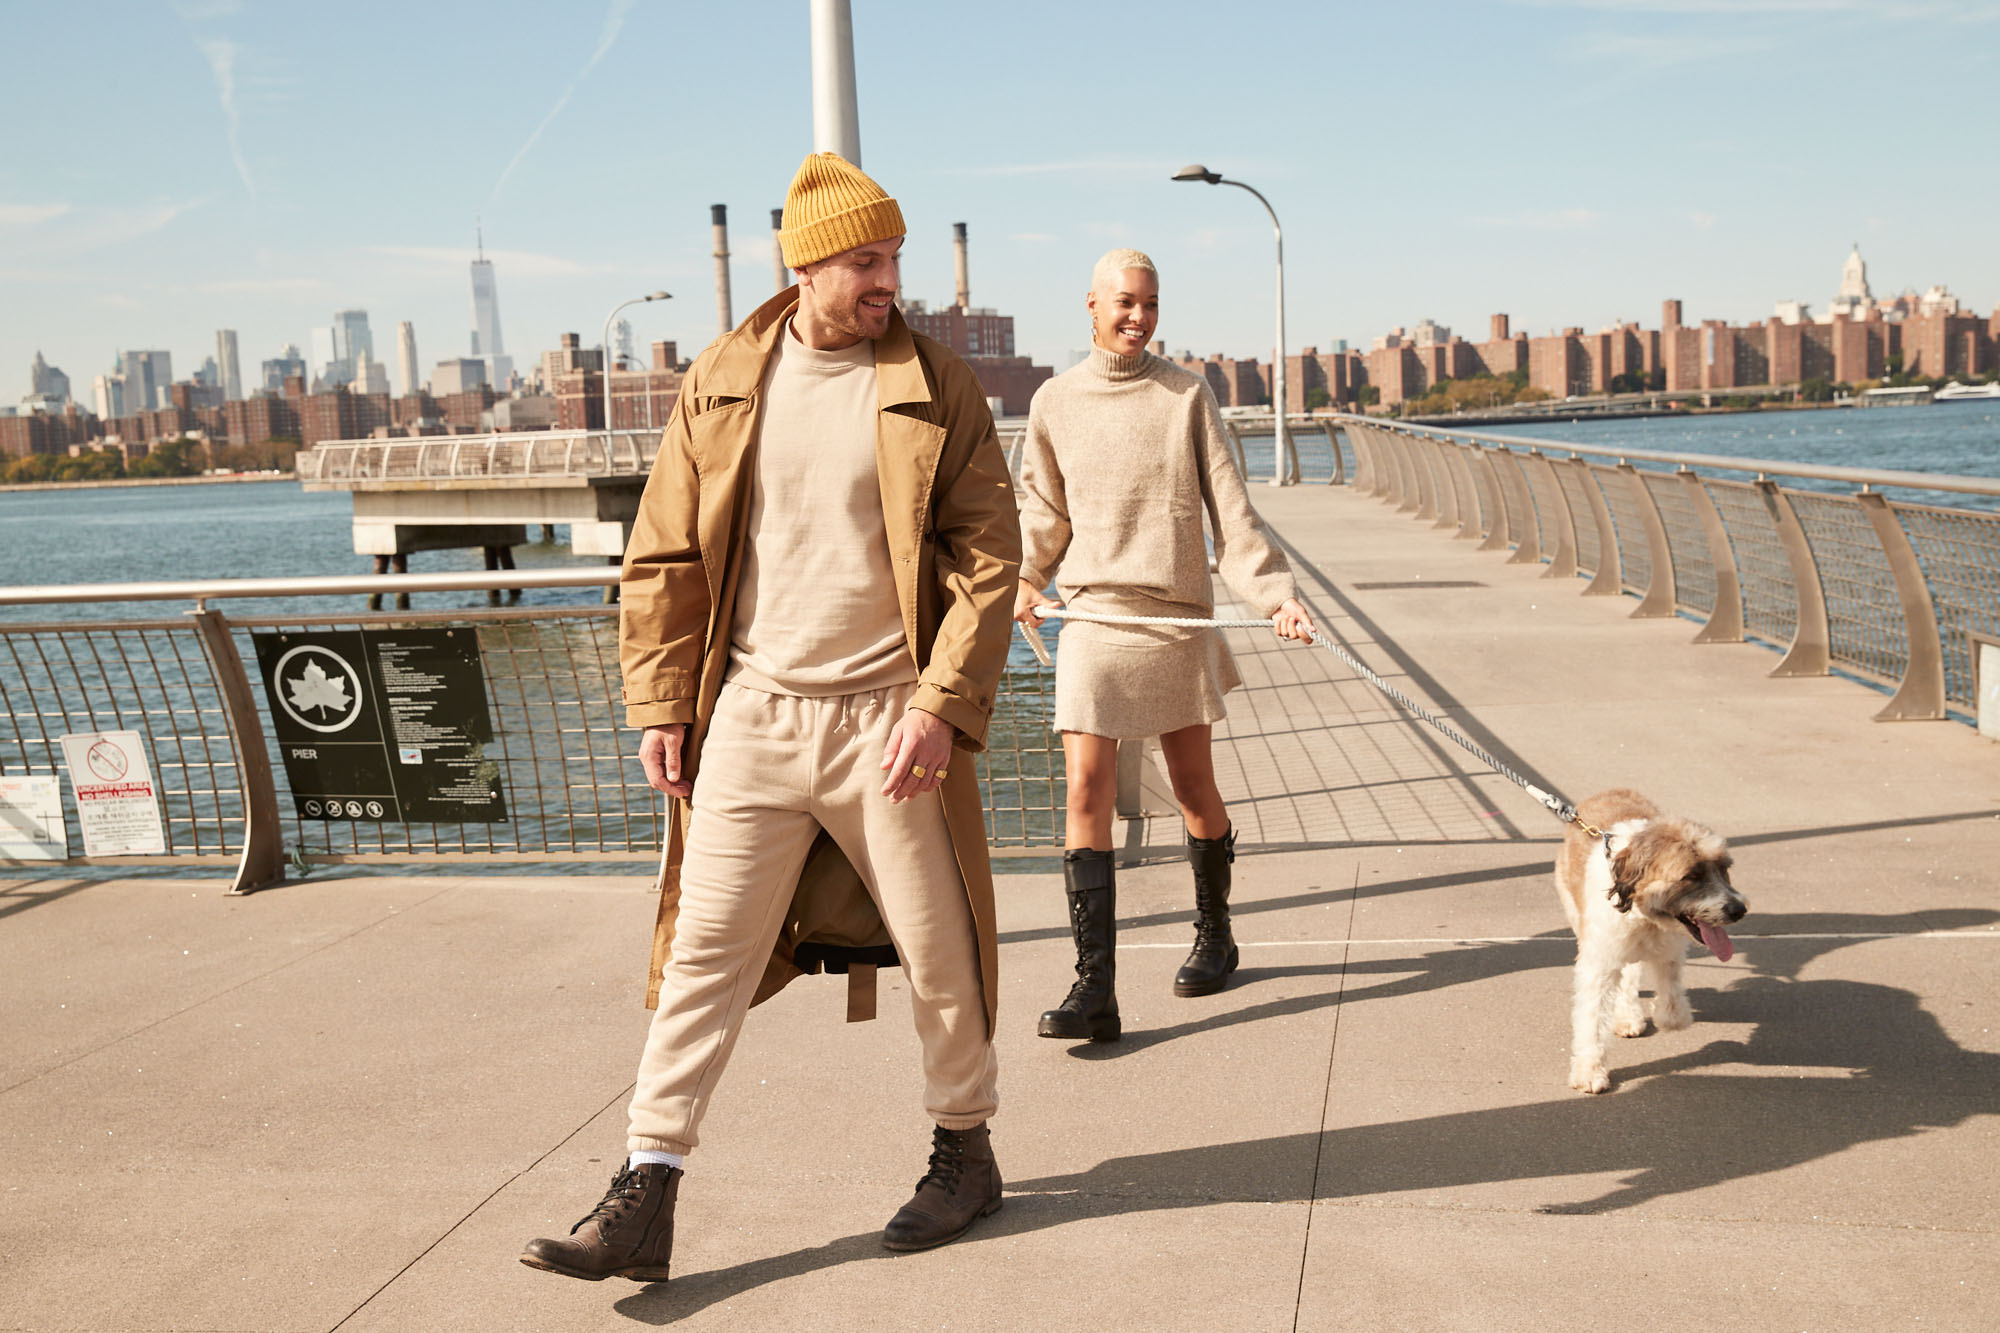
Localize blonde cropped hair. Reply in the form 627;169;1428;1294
1091;247;1158;293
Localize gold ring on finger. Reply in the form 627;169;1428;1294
910;764;927;778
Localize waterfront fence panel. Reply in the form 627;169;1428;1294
0;590;1065;888
1339;415;2000;723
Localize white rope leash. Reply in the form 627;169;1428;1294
1018;606;1580;828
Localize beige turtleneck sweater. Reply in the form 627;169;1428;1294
726;320;917;696
1017;346;1297;626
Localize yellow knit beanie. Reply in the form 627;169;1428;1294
779;152;906;269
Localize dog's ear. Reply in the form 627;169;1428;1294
1608;840;1639;913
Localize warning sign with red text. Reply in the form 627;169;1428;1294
57;730;167;856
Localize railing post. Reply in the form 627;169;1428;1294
1429;436;1461;531
1528;451;1577;579
1618;462;1677;618
1682;470;1744;644
188;609;286;895
1320;421;1345;486
1474;449;1511;551
1571;458;1624;596
1410;432;1439;520
1757;479;1831;678
1452;444;1483;540
1496;451;1543;565
1856;490;1946;721
1380;429;1409;507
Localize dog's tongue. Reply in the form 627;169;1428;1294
1699;923;1735;962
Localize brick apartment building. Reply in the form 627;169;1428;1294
554;337;685;431
902;300;1052;416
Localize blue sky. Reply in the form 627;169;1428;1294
4;0;1995;400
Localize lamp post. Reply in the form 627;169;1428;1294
1172;164;1298;485
601;291;671;438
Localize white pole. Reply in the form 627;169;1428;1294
809;0;862;165
1225;180;1297;485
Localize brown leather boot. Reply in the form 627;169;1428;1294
881;1123;1003;1252
519;1161;680;1282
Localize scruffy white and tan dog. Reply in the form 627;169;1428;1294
1554;788;1747;1094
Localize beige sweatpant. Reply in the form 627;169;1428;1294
626;679;999;1156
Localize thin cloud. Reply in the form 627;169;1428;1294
486;0;636;210
198;39;256;199
1568;30;1774;64
366;244;611;278
0;203;70;226
1690;211;1717;230
5;199;203;258
1467;209;1603;230
199;277;335;294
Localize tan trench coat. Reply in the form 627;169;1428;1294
619;287;1022;1035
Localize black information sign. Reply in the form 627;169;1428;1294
252;628;507;824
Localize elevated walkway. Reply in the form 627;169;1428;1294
3;485;1996;1331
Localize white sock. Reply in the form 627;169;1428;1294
628;1150;683;1172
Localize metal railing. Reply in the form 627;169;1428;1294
1333;415;2000;722
296;430;661;486
0;571;1066;891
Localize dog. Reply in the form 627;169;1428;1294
1553;788;1747;1094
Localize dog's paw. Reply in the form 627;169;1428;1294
1656;996;1693;1031
1569;1060;1611;1094
1612;1015;1651;1038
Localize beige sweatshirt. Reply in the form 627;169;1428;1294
1018;347;1298;628
726;321;917;695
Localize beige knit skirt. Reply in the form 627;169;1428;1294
1052;613;1242;739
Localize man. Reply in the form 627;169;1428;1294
519;152;1022;1283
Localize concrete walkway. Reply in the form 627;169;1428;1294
4;483;1996;1332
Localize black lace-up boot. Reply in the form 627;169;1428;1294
882;1122;1003;1252
1036;848;1120;1042
1173;826;1239;997
519;1161;680;1282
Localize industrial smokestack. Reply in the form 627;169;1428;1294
712;204;734;335
952;222;970;310
772;208;788;293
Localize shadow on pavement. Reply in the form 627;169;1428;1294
611;968;1997;1323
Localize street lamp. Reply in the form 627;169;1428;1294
601;291;671;437
1173;164;1298;485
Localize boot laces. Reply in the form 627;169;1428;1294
572;1165;648;1235
914;1127;969;1194
1190;912;1232;955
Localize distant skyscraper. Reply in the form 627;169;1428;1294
396;321;420;397
194;356;219;388
119;350;172;411
93;373;126;419
216;329;243;401
30;351;70;404
1830;244;1874;320
335;310;374;364
469;227;512;388
262;343;307;392
309;325;350;388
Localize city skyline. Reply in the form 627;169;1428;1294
3;1;1996;392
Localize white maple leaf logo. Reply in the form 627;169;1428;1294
286;661;352;718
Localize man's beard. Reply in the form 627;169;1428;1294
830;291;896;340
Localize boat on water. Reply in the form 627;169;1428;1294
1935;381;2000;403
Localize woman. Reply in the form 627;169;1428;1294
1015;247;1315;1043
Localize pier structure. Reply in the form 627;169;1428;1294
296;427;659;604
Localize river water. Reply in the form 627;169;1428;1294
3;403;1996;622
